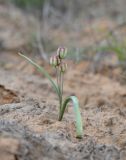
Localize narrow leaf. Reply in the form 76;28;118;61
59;96;83;138
18;53;60;97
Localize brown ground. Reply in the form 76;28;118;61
0;52;126;160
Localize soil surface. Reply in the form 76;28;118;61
0;52;126;160
0;3;126;160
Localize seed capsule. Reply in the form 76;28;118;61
57;47;67;59
59;63;67;73
50;56;58;67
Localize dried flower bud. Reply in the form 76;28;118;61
50;56;57;67
57;47;67;59
59;63;67;73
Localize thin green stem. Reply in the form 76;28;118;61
56;67;59;86
56;67;62;111
59;70;62;110
56;68;61;116
61;73;64;96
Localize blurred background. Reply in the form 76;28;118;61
0;0;126;77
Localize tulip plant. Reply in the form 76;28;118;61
19;47;83;138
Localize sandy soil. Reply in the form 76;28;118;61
0;52;126;160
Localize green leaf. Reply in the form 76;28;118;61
59;96;83;138
18;53;60;97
